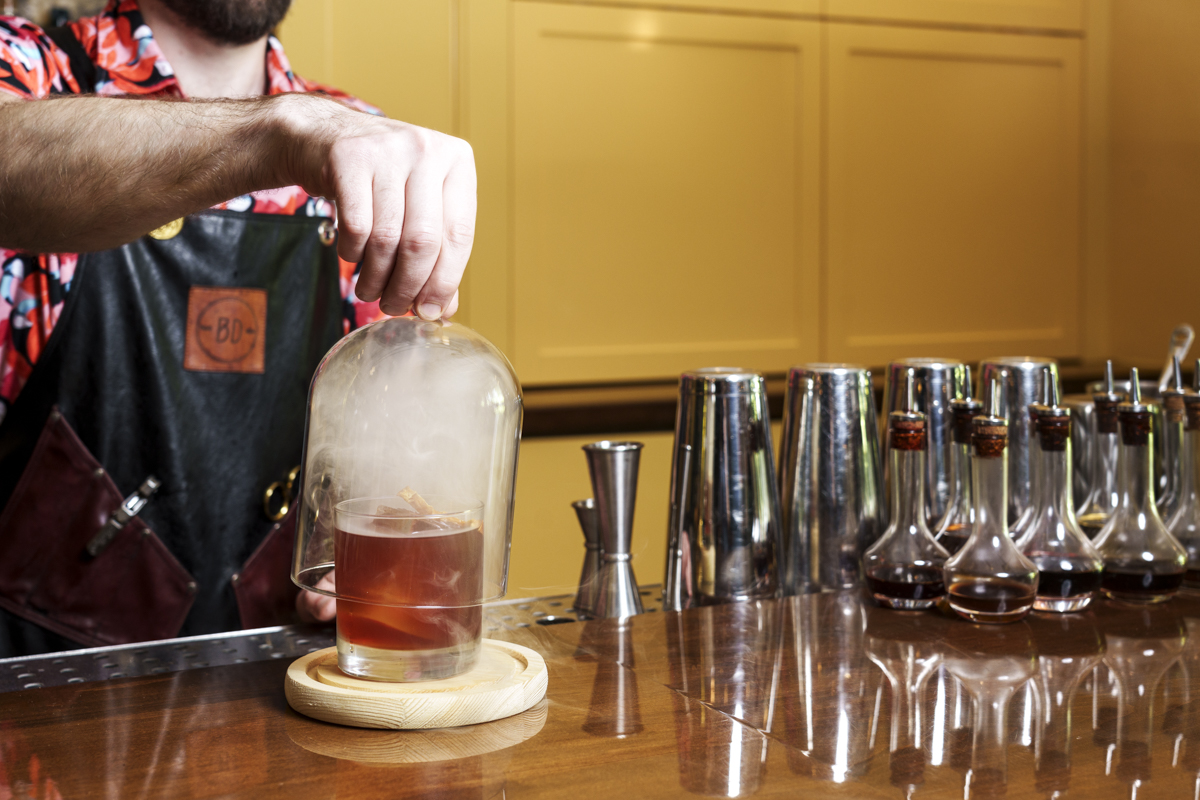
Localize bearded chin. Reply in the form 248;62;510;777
155;0;294;46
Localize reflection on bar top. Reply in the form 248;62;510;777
2;590;1200;799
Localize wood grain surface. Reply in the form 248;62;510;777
284;640;548;729
3;591;1200;798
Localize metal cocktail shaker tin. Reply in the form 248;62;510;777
663;368;782;611
778;364;884;593
881;358;966;528
978;357;1059;525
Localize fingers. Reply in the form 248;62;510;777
378;168;443;317
323;122;474;319
412;159;476;320
296;588;336;623
296;572;337;623
353;172;405;306
332;149;374;268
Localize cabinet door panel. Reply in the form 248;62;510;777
825;24;1081;366
281;0;458;134
826;0;1083;31
514;4;820;384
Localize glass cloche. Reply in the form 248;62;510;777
291;316;521;680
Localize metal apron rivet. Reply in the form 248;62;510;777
317;219;336;246
148;218;185;241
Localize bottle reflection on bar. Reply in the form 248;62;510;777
1174;616;1200;788
580;619;643;739
865;606;948;797
926;662;974;779
779;592;877;783
1096;603;1187;792
1026;613;1106;798
940;622;1037;799
666;601;784;797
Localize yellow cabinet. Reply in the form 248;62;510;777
826;0;1083;31
512;3;822;384
823;23;1082;366
279;0;460;135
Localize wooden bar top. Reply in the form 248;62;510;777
4;590;1200;798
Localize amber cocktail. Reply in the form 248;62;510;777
334;497;485;681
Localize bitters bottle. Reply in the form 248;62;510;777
1015;375;1104;612
934;366;981;555
1076;361;1123;538
1094;368;1187;602
863;369;951;609
943;379;1038;623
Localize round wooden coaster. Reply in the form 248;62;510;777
284;639;549;730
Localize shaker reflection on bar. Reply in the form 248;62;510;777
663;368;781;610
778;364;883;594
585;441;645;619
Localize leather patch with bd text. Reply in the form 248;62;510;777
184;286;267;374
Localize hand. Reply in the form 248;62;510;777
296;572;337;623
280;94;476;319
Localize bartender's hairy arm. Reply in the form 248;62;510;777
0;91;474;319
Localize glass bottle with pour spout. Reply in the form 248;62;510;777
1160;356;1189;520
863;369;950;608
1077;361;1124;539
1167;357;1200;589
1094;368;1187;603
934;367;981;555
1009;366;1055;543
943;380;1038;623
1016;376;1104;612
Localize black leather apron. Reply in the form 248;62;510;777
0;210;342;656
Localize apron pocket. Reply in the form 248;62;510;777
232;504;299;629
0;407;196;647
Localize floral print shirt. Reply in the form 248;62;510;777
0;0;386;422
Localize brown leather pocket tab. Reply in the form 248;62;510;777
184;286;267;373
0;408;195;647
233;504;299;629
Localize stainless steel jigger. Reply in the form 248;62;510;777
584;441;645;619
663;368;782;611
572;498;602;619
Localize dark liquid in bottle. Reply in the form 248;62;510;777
1036;568;1102;598
1101;569;1184;600
866;565;945;602
936;523;969;555
947;577;1035;623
